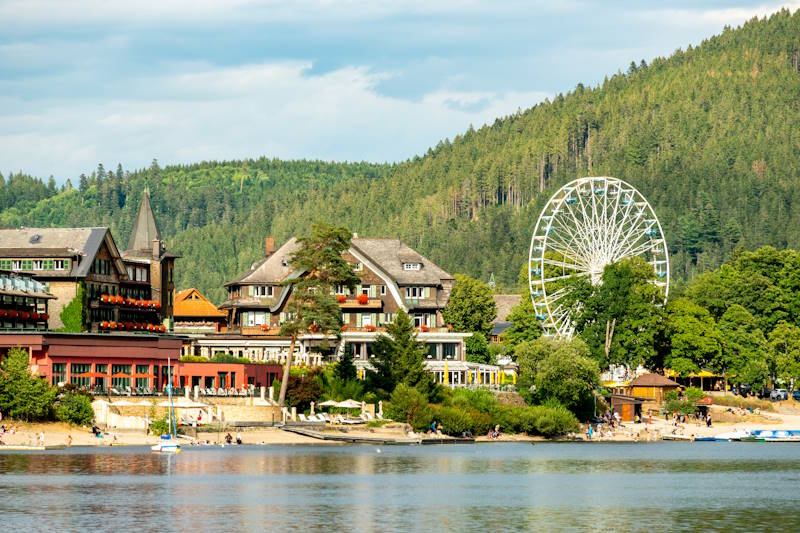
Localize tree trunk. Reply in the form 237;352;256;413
278;335;297;406
604;318;615;365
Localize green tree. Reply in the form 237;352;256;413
333;349;357;382
385;383;432;431
366;310;437;400
717;304;767;389
465;333;492;364
768;321;800;385
501;298;542;352
664;298;723;376
278;222;359;406
0;347;56;421
572;257;664;368
442;274;497;339
531;337;599;419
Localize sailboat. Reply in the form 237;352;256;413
151;357;181;453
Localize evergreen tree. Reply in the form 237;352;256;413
277;222;359;406
333;348;357;382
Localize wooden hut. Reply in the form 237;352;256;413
628;373;681;404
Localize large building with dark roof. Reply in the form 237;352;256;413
0;189;176;332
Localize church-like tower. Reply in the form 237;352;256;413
122;188;179;329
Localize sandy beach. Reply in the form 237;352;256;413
2;402;799;448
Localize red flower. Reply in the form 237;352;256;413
341;324;348;332
337;294;347;303
40;312;48;320
357;293;369;305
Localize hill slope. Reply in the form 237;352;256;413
2;9;800;303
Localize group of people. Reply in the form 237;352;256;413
223;432;243;445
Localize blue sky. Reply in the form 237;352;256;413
1;0;797;181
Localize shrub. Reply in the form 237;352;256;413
55;391;94;425
430;405;493;436
286;369;324;411
451;388;497;413
386;384;432;431
150;415;170;436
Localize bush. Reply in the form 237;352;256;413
386;384;432;431
150;415;170;436
286;368;324;411
487;403;578;437
431;405;492;436
55;391;94;425
451;388;497;413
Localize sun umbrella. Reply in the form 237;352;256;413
111;373;130;378
76;371;108;378
443;360;449;385
317;400;338;407
467;369;472;384
132;373;155;378
135;400;154;406
111;400;135;406
336;399;362;409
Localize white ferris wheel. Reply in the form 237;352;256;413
529;176;669;338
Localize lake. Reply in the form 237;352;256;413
0;442;797;532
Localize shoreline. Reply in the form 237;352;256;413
2;407;799;449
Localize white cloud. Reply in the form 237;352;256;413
0;61;548;179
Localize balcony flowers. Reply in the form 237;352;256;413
420;324;430;332
337;294;347;303
357;293;369;305
365;324;376;332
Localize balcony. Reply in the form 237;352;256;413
336;295;382;309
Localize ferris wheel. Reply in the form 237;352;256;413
529;176;669;338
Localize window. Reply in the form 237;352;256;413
43;260;54;270
362;313;372;327
255;285;273;298
335;284;349;295
11;260;21;270
427;344;437;359
442;343;457;359
71;364;91;387
126;267;133;279
413;314;424;327
406;286;422;299
54;259;67;270
380;285;386;296
361;285;371;296
52;363;66;386
32;260;43;270
353;262;363;272
136;365;150;388
112;365;131;388
403;262;421;271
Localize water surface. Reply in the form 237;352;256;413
1;442;797;532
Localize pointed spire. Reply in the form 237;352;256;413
127;187;162;253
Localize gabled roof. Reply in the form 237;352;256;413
225;238;300;286
0;227;125;278
630;373;681;388
493;294;521;323
174;288;226;318
126;187;161;253
350;238;452;285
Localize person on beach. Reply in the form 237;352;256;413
67;435;72;447
236;433;242;445
37;432;45;446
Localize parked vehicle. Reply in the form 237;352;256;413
736;384;752;397
793;390;800;402
770;389;789;401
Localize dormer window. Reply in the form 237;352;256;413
403;262;421;271
352;262;363;272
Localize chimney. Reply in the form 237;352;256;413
152;239;161;259
265;236;275;258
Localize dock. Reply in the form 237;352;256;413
280;426;424;445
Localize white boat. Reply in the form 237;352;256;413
713;428;752;441
151;357;181;454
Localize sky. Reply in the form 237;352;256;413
1;0;798;181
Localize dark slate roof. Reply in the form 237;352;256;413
350;238;452;285
0;227;113;277
492;322;513;336
126;188;161;253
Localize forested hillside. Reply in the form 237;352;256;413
2;9;800;303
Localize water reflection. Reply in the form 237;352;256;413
0;443;797;531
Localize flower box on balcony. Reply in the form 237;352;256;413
420;324;430;332
337;294;347;303
341;324;348;332
357;294;369;305
365;324;376;332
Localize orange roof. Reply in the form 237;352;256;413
174;288;226;318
